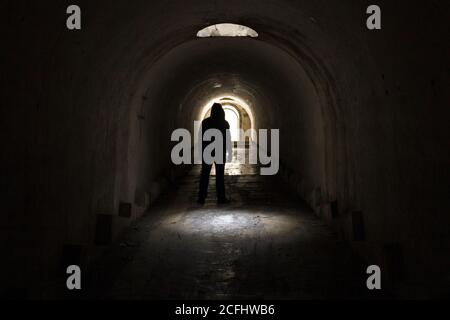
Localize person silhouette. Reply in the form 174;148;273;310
197;103;232;204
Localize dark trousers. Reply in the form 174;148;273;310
198;163;225;200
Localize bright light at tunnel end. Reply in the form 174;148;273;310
170;96;280;175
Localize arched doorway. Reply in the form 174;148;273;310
200;95;255;143
223;106;239;141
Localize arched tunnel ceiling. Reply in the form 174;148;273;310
82;0;364;214
139;37;323;131
75;0;359;220
78;0;352;123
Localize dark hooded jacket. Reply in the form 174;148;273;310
200;103;231;162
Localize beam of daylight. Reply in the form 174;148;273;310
197;23;258;38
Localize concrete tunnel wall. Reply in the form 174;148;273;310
2;0;449;296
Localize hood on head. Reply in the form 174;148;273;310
211;103;225;120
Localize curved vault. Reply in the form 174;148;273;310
197;23;258;38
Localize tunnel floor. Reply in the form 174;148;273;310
87;149;370;299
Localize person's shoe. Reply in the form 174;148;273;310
217;197;231;204
197;198;205;205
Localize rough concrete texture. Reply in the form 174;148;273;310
86;153;372;299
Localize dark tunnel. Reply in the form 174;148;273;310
2;0;449;299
